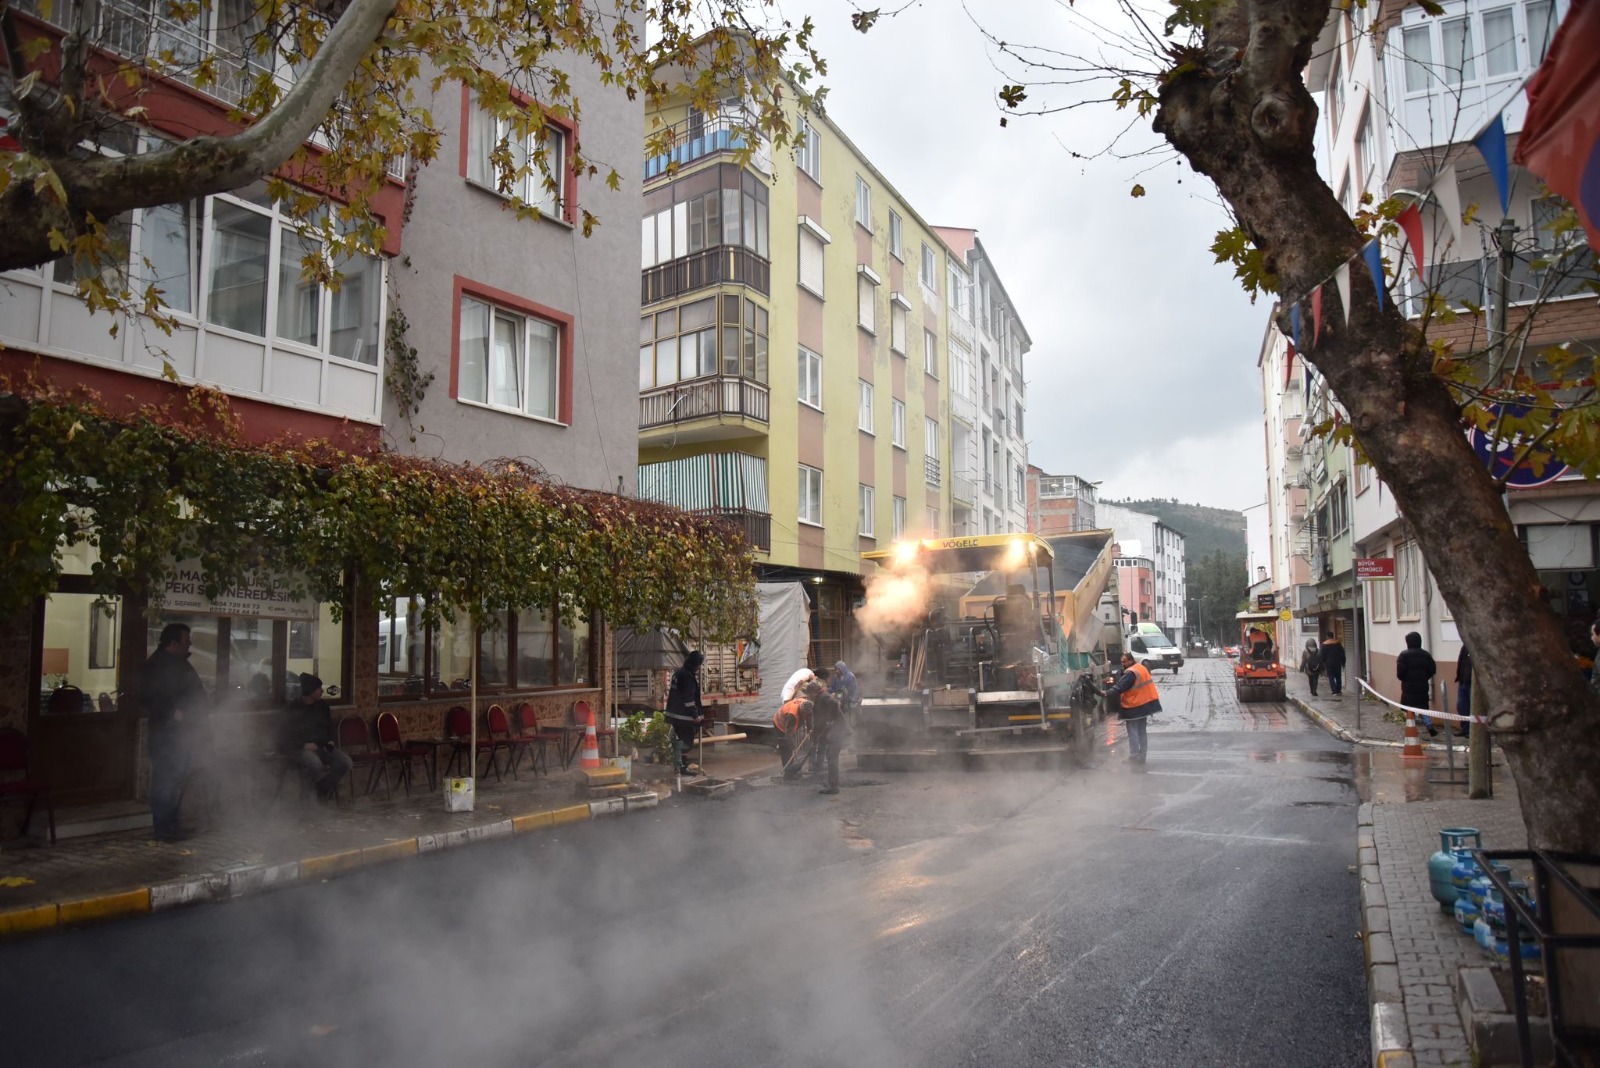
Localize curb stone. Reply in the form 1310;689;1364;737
0;788;667;939
1359;805;1412;1068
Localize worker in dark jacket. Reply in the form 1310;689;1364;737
1105;651;1161;765
141;623;210;841
1396;631;1438;733
282;674;352;799
664;650;706;776
809;686;850;794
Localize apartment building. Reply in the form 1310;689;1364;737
1289;0;1598;699
0;3;642;811
1098;502;1188;644
936;229;1032;536
1026;467;1101;535
636;96;1031;666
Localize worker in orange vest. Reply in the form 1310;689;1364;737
774;679;818;780
1105;651;1162;765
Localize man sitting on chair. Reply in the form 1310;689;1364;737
281;674;352;800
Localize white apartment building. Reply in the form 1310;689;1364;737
936;229;1030;535
1099;501;1188;644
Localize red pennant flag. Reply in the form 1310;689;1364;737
1311;286;1323;346
1396;203;1426;278
1284;341;1296;391
1514;0;1600;250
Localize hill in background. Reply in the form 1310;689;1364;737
1105;498;1246;560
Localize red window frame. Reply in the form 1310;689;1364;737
457;84;579;226
450;276;575;425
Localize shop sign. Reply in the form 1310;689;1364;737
163;560;317;621
1354;558;1396;579
1254;593;1276;610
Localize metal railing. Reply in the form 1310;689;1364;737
951;473;975;503
690;507;771;552
639;375;769;430
924;455;941;487
642;246;770;305
643;110;769;181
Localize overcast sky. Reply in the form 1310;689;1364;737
787;1;1271;511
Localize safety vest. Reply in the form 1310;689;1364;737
1120;663;1160;709
774;697;809;733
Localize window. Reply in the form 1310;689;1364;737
135;201;199;313
891;399;906;448
639;294;766;390
948;262;970;320
466;96;568;219
926;506;940;535
460;292;562;420
798;346;822;408
925;417;939;461
891;302;907;354
799;226;825;296
857;271;877;333
378;596;590;697
1528;1;1556;65
1483;6;1518;76
1356;107;1376;190
854;175;872;230
202;190;382;364
1328;479;1349;535
1338;175;1354;217
1396;540;1423;620
1328;50;1344;133
858;484;875;538
920;243;938;291
796;119;821;182
858;380;874;433
1441;16;1476;85
1532;195;1580;251
888;210;903;260
799;465;823;525
925;329;940;377
892;496;906;539
1356;461;1372;494
1402;25;1434;92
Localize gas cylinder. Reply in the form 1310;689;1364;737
1452;852;1484;933
1476;884;1504;954
1455;890;1482;935
1429;828;1482;912
1469;862;1513;912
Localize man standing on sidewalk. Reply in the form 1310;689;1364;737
1320;634;1347;697
141;623;208;842
1397;631;1438;734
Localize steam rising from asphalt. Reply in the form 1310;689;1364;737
856;563;935;643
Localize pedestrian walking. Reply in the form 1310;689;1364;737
1299;638;1324;697
1396;631;1438;734
1320;634;1347;697
140;623;209;842
1105;651;1161;765
809;686;850;794
664;649;707;776
1455;646;1474;738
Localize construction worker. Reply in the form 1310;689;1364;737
1105;651;1162;765
774;679;818;780
664;650;706;776
809;685;849;794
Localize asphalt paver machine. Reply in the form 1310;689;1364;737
1233;609;1288;702
853;533;1113;767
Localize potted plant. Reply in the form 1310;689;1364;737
618;711;675;765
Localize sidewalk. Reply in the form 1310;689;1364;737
0;740;781;939
1287;671;1529;1068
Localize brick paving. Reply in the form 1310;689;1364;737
0;741;779;915
1283;662;1528;1068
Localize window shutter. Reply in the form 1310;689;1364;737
799;230;824;293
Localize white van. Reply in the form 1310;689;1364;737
1125;622;1184;674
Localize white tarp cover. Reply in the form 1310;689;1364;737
732;581;810;728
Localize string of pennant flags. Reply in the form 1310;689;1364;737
1280;111;1513;358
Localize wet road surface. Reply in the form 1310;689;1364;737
0;658;1366;1067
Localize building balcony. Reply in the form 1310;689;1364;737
642;246;770;306
639;375;769;445
950;391;977;425
643;109;770;183
690;507;771;553
951;472;976;505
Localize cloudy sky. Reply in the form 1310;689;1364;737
786;1;1272;511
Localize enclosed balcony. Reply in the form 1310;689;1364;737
639;375;769;444
643;108;771;183
638;451;770;553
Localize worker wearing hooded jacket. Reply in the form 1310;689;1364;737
664;650;706;775
1105;652;1161;764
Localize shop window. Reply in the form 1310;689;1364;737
144;602;347;710
377;597;594;699
40;593;124;713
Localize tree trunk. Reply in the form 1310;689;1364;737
1154;0;1600;850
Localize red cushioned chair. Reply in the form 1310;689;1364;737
375;711;435;796
486;704;532;780
514;703;561;776
0;728;55;844
442;705;502;782
335;715;389;800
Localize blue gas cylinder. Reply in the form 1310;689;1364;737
1456;891;1482;934
1476;885;1505;954
1470;862;1514;912
1452;852;1483;932
1429;828;1482;912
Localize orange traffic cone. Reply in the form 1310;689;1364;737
579;722;601;769
1402;713;1425;759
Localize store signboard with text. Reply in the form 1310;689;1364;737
162;560;317;621
1354;558;1396;580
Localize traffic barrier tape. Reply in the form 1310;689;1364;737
1355;678;1485;724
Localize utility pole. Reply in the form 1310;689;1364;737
1470;218;1518;800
